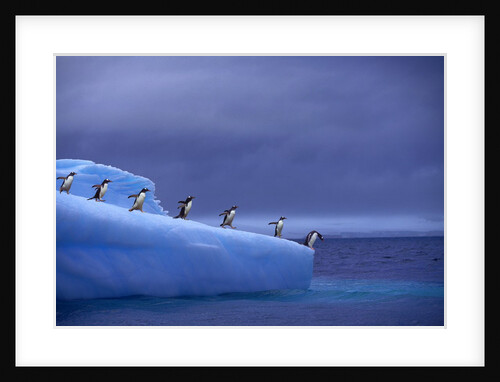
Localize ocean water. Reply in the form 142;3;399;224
56;236;444;326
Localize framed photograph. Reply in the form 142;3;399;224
16;15;484;366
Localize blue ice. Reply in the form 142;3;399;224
56;159;314;300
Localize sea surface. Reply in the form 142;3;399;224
56;236;444;326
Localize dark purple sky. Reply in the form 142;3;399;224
56;55;444;236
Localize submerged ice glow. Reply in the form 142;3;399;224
56;159;314;300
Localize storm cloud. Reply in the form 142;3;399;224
56;55;444;236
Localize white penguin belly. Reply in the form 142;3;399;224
100;183;108;198
184;201;192;215
309;233;318;247
63;176;74;190
133;193;146;208
225;211;235;225
276;220;284;235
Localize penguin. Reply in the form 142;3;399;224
219;205;238;229
87;178;112;202
128;187;150;212
57;171;77;194
174;196;195;219
268;216;287;238
304;230;324;249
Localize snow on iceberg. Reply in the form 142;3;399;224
56;159;314;300
56;159;166;215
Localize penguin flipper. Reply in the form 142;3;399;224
268;222;277;225
128;194;138;198
57;176;66;179
177;203;186;209
219;211;229;216
91;184;102;188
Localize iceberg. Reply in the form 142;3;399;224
56;159;314;300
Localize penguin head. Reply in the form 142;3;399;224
103;179;112;184
141;187;150;193
69;172;77;176
232;205;238;209
280;216;287;220
187;196;195;201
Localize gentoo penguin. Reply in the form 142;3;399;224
219;205;238;229
87;178;112;202
128;187;150;212
173;196;195;219
304;230;324;249
268;216;287;238
57;171;77;194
